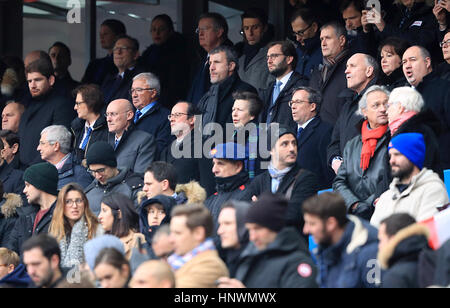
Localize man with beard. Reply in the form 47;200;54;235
22;234;64;288
245;125;318;230
371;133;448;227
260;41;308;129
6;163;59;255
303;192;379;288
19;58;75;168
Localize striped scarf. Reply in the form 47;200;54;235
168;238;216;271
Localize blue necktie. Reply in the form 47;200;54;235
267;81;282;123
297;127;303;142
114;139;120;150
134;109;142;124
80;127;93;150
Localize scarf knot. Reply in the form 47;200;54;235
360;120;388;171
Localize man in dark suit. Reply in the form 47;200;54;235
19;58;75;168
131;72;171;157
259;40;308;130
290;86;334;190
245;126;318;230
101;35;143;104
160;101;201;185
82;19;126;86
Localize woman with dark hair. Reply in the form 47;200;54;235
378;37;410;90
98;192;145;260
71;84;109;166
94;247;130;288
49;183;103;268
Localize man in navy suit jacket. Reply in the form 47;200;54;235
130;72;172;158
290;86;335;190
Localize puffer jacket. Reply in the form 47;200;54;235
315;216;380;288
234;227;318;288
378;223;431;288
371;168;448;227
333;126;391;220
0;193;23;247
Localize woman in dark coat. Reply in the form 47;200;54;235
71;84;109;166
378;37;410;90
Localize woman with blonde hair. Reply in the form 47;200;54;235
49;183;103;268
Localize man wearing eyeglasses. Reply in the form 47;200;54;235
106;99;156;174
290;8;322;79
131;73;171;157
289;86;334;190
187;12;233;105
436;31;450;80
236;8;275;91
84;141;143;216
101;35;144;103
160;102;202;185
260;40;308;130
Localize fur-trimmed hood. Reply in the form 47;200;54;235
1;68;19;97
175;181;206;204
0;193;23;218
378;223;430;270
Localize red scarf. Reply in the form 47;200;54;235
360;120;388;171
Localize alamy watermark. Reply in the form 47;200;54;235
67;0;81;24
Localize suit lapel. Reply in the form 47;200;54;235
297;118;319;147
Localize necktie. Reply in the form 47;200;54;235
134;109;142;124
105;74;123;102
114;139;120;150
267;81;282;123
272;80;282;105
80;127;93;150
297;127;303;142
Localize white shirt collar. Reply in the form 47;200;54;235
297;117;316;130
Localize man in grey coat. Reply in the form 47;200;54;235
84;141;143;215
237;8;274;92
106;99;156;175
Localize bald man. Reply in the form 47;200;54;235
130;260;175;288
106;99;155;174
2;102;24;133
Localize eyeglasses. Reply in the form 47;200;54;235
88;167;106;175
440;39;450;48
288;100;310;108
112;46;133;53
167;113;189;120
129;88;153;95
292;23;312;37
65;198;84;207
104;111;130;118
74;101;85;106
195;26;214;34
266;53;284;60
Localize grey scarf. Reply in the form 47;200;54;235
59;216;89;268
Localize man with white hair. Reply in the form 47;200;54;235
387;87;442;176
131;72;171;156
402;45;450;169
37;125;92;189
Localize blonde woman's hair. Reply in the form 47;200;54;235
49;183;99;242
